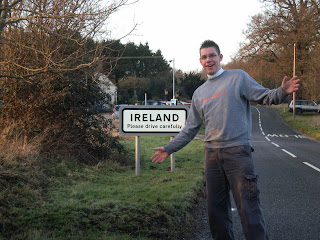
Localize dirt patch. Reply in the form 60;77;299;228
189;194;212;240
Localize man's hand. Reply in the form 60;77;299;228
281;76;300;94
151;147;169;164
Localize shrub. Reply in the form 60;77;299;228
0;71;126;164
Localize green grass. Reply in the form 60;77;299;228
271;105;320;141
4;105;318;239
198;123;205;135
1;136;205;240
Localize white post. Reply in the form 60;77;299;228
135;136;140;176
170;136;175;172
145;93;147;105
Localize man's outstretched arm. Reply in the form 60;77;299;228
151;147;168;164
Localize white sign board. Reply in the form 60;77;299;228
119;105;189;136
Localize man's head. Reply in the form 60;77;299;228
199;40;221;55
199;40;223;76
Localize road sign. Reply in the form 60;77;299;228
119;105;189;136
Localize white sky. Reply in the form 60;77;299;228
106;0;263;72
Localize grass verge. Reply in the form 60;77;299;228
2;106;319;239
270;104;320;141
1;136;205;239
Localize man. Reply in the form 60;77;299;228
151;40;300;240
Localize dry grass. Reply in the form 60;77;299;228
271;105;320;141
310;115;320;127
0;140;38;165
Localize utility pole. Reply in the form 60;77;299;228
169;59;176;100
169;58;176;172
172;58;175;99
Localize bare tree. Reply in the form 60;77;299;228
0;0;134;79
0;0;138;163
234;0;320;99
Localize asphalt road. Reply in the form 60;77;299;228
194;105;320;240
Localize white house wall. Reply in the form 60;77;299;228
97;73;117;106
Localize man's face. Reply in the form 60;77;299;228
199;47;223;75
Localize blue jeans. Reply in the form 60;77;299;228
204;145;268;240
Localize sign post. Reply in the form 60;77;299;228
135;136;140;176
170;136;175;172
119;105;189;176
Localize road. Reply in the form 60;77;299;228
194;105;320;240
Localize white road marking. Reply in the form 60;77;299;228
303;162;320;173
254;108;319;176
267;134;307;138
281;149;297;158
253;107;298;159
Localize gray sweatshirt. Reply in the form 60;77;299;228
164;69;288;155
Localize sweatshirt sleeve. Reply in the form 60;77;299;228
241;71;289;105
164;91;203;155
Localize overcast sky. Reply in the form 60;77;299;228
106;0;264;72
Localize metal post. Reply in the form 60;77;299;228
293;43;296;119
135;136;140;176
145;93;147;105
170;136;175;172
172;58;175;99
168;101;175;172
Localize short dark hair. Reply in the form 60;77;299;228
200;40;220;55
